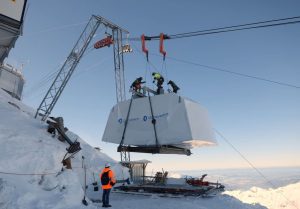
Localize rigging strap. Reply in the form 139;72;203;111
119;98;133;147
148;94;159;147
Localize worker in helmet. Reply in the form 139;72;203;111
100;163;116;208
152;72;164;94
167;80;180;93
130;77;146;93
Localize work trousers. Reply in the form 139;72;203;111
102;188;111;206
156;78;164;94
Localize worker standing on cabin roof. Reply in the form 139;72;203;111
130;77;145;93
167;80;180;93
152;72;164;94
100;163;116;208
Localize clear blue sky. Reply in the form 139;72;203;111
7;0;300;171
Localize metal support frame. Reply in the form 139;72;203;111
35;15;131;162
110;23;129;162
120;160;149;183
118;145;191;156
112;28;126;103
35;15;129;121
120;149;130;162
111;25;128;161
35;16;100;120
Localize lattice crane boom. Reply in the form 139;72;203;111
35;15;129;121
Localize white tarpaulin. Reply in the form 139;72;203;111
102;94;216;149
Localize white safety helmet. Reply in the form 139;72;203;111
105;163;111;168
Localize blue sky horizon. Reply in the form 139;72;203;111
5;0;300;171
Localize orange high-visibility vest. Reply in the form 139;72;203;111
99;167;116;189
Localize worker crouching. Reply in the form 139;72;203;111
167;80;180;93
130;77;146;97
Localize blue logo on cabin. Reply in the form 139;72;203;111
118;118;122;124
143;116;148;121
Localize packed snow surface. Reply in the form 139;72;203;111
0;89;299;209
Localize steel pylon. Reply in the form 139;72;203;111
35;15;128;121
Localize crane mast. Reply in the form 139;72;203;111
35;15;130;161
112;28;126;103
35;15;128;120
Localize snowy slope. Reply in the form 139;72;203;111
0;89;126;209
225;182;300;209
0;88;280;209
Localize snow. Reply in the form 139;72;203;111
0;89;124;209
225;182;300;209
0;88;299;209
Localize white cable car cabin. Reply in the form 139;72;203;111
102;87;216;155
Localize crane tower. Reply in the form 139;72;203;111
35;15;130;162
35;15;128;121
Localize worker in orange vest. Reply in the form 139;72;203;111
100;163;116;208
